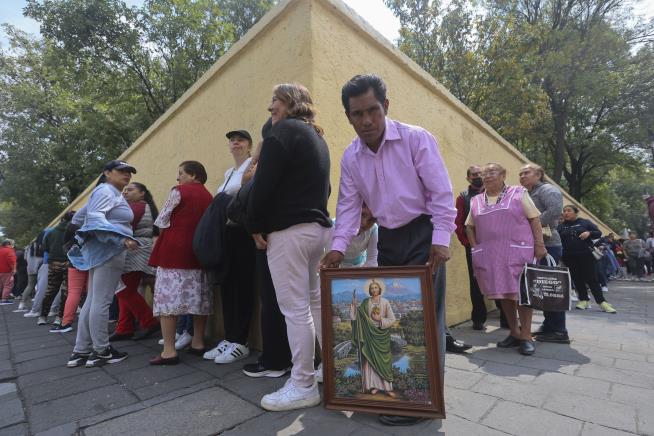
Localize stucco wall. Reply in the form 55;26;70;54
57;0;613;336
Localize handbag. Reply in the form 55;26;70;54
519;255;572;312
590;246;604;260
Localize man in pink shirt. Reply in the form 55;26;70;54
0;239;17;305
321;73;466;426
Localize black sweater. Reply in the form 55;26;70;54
247;118;331;234
557;218;602;256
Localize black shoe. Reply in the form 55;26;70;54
85;346;128;367
67;352;90;368
132;324;161;341
472;322;485;331
497;335;521;348
378;415;428;426
109;332;133;342
535;331;570;344
50;324;73;333
446;333;472;353
519;340;536;356
242;362;291;378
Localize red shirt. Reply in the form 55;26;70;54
0;246;17;273
149;183;212;269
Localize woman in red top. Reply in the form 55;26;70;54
0;239;17;305
149;161;213;365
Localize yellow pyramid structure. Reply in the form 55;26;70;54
61;0;610;327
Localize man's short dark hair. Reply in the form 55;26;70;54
341;74;387;113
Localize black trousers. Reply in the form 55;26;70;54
378;214;445;375
563;253;605;304
256;249;292;370
221;225;256;345
465;246;505;325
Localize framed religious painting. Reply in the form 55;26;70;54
320;265;445;419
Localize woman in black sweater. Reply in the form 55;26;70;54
558;205;616;313
248;83;332;412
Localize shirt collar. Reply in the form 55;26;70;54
354;117;400;155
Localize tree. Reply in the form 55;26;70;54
385;0;654;228
0;0;274;244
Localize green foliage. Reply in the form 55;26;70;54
398;311;425;345
0;0;274;243
386;0;654;228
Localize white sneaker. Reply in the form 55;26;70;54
601;286;609;292
158;333;180;346
48;311;57;318
215;343;250;364
315;363;323;384
571;293;579;302
261;379;321;411
174;331;192;350
37;316;47;326
24;311;40;318
203;340;231;360
53;316;62;326
13;303;28;312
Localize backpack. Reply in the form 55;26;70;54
192;192;232;276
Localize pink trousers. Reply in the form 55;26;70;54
0;273;14;300
62;268;88;326
266;223;332;386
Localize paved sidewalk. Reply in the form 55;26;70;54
0;280;652;435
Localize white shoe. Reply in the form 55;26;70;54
37;316;47;326
48;311;57;318
158;333;180;346
261;379;321;411
174;331;192;350
13;303;28;312
203;340;231;360
24;311;40;318
215;343;249;364
315;363;323;384
601;286;608;292
53;316;62;326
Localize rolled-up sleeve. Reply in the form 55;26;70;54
332;151;363;253
413;131;456;246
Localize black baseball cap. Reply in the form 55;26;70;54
103;160;137;174
226;130;252;142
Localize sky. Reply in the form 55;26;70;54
1;0;653;48
0;0;402;48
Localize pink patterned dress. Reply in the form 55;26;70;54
469;185;535;300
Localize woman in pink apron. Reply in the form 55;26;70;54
466;163;546;356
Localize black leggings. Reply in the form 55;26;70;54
563;253;605;304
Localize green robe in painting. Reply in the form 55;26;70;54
352;298;393;382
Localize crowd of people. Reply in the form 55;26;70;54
0;73;650;425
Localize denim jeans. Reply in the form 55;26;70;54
540;245;567;334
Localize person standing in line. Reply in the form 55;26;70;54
0;240;17;305
238;119;293;379
203;129;256;365
23;230;51;318
558;205;617;313
148;161;213;365
109;182;160;341
466;163;546;356
519;164;569;344
623;232;646;280
248;83;332;411
39;211;75;326
66;160;139;368
14;242;42;312
455;165;507;331
321;74;457;426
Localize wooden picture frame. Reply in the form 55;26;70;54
320;265;445;419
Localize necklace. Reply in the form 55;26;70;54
484;185;508;206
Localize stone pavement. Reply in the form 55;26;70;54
0;280;652;436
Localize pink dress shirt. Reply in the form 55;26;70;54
332;118;456;254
